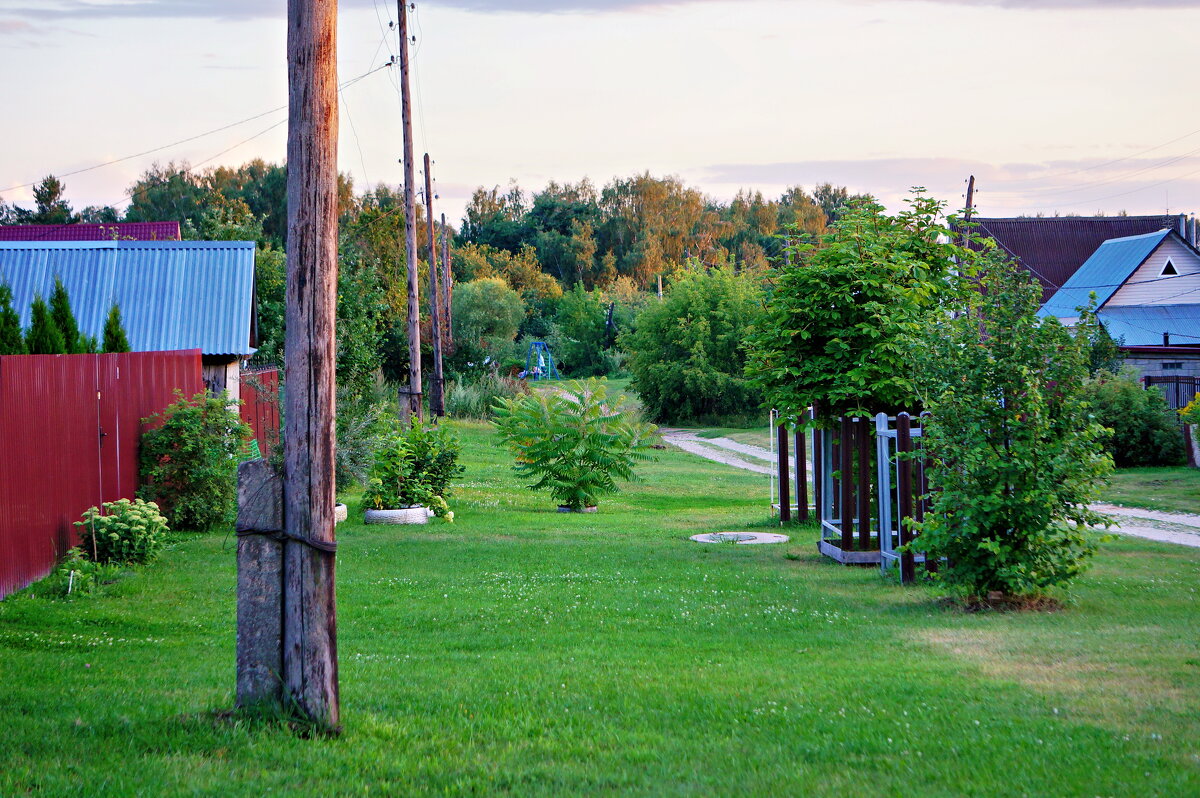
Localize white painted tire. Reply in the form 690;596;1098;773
364;506;429;525
334;503;348;524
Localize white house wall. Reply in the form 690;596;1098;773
1105;236;1200;307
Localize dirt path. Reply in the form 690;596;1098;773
662;429;1200;549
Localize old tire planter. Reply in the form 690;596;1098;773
558;505;598;513
334;503;348;524
364;506;428;525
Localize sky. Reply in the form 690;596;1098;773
3;0;1200;226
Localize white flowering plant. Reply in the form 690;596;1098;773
75;498;170;564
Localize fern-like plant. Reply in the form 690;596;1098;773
493;378;657;511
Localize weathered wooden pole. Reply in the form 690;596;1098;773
440;212;453;350
424;153;445;417
776;420;790;524
282;0;339;729
398;0;422;420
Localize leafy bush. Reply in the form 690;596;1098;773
451;277;525;369
363;420;463;517
913;253;1112;599
75;498;169;564
553;285;610;377
28;548;124;598
336;384;389;490
139;391;252;531
1181;393;1200;426
445;373;529;419
493;378;657;510
1082;370;1186;467
624;265;763;422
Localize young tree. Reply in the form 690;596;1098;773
912;251;1112;599
48;276;83;353
748;192;968;423
25;295;66;354
0;283;26;354
28;175;76;225
102;303;131;353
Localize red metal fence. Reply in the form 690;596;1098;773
0;351;202;599
240;366;280;459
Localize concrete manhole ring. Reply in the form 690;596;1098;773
690;532;790;545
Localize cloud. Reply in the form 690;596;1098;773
698;155;1200;216
0;18;36;34
6;0;1199;22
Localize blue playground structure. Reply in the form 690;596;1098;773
521;341;560;380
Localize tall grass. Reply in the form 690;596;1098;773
445;373;528;419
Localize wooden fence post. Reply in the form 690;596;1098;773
856;416;871;550
839;416;854;551
795;425;808;522
896;412;915;584
777;421;790;524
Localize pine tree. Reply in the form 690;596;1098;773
25;295;66;354
102;303;131;353
48;276;83;353
0;283;26;355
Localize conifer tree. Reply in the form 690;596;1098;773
102;303;131;353
0;283;26;355
48;276;83;353
25;295;66;354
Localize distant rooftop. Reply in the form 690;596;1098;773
0;221;181;242
0;239;255;357
965;215;1184;301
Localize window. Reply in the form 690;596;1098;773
1161;259;1178;276
1161;362;1184;370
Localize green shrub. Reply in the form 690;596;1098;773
493;378;657;510
1082;371;1186;467
1181;393;1200;426
139;391;252;531
336;385;389;490
913;253;1112;599
75;498;169;564
445;374;528;419
28;548;124;598
624;265;763;422
451;277;525;370
363;420;463;517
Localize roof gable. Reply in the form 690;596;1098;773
968;215;1180;300
1039;229;1171;318
0;240;256;356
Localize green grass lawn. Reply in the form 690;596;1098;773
2;420;1199;796
1101;466;1200;515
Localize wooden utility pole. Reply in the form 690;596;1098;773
961;175;976;247
281;0;340;730
398;0;422;420
423;154;445;416
440;212;453;348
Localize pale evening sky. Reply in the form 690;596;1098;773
2;0;1200;225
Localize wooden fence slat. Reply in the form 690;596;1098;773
777;422;790;524
840;416;854;551
896;412;915;584
856;416;871;550
795;427;808;522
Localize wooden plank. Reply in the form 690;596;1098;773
777;422;790;524
795;427;808;522
897;412;915;584
857;416;871;550
839;416;853;551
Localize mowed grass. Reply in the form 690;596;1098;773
2;421;1199;796
1102;466;1200;515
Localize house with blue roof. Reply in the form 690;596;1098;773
1038;228;1200;379
0;239;257;398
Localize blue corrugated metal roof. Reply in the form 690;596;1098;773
1099;305;1200;346
0;240;255;356
1039;229;1170;318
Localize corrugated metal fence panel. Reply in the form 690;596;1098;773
0;350;202;599
240;367;280;459
0;240;255;356
1145;375;1200;410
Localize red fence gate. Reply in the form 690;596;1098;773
0;351;202;599
240;365;280;459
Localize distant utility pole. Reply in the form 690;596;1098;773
424;153;444;417
398;0;422;420
440;212;453;348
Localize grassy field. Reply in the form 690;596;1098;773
1102;466;1200;515
2;421;1199;796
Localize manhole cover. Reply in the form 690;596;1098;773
690;532;790;545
